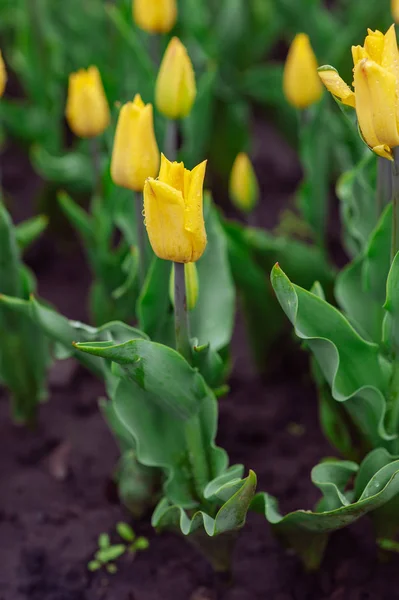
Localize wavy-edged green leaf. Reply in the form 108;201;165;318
74;339;228;509
0;295;146;383
152;468;256;536
271;264;391;448
252;452;399;569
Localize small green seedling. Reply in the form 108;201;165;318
88;523;149;574
116;521;150;554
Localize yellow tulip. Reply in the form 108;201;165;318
155;37;196;119
133;0;177;34
392;0;399;24
65;66;110;138
111;94;160;192
0;51;7;98
143;154;207;263
283;33;323;109
229;153;259;214
319;25;399;160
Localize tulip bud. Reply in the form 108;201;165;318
393;0;399;24
133;0;177;34
111;94;160;192
144;154;207;263
0;51;7;98
169;262;199;311
65;66;110;138
155;37;196;119
283;33;323;109
229;153;259;214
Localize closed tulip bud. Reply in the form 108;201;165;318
133;0;177;34
393;0;399;24
0;51;7;98
169;262;199;310
319;25;399;160
155;37;196;119
111;94;160;192
144;154;207;263
229;153;259;214
65;66;110;138
283;33;323;109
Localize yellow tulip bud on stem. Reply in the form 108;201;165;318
283;33;323;110
111;94;160;287
133;0;177;34
66;66;110;139
229;153;259;218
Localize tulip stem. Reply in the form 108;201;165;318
134;191;146;288
90;138;102;199
173;262;192;363
165;120;177;162
377;157;392;218
391;149;399;263
174;261;211;505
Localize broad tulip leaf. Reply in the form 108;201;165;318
252;451;399;570
152;468;256;536
271;265;391;448
74;339;229;509
31;145;94;191
0;203;49;423
336;151;378;257
383;252;399;357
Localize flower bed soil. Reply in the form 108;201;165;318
1;135;399;600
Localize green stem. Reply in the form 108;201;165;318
391;148;399;263
134;191;146;288
173;262;191;363
173;262;210;504
165;120;177;161
389;149;399;444
377;157;392;218
90;138;102;197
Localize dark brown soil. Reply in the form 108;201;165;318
1;133;399;600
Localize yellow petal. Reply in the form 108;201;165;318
184;160;207;262
318;67;356;108
352;45;368;67
111;100;160;191
155;37;196;119
356;59;399;149
65;66;110;138
133;93;145;109
283;33;323;109
364;29;385;64
229;153;260;213
373;145;394;161
382;24;399;125
159;153;185;193
133;0;177;34
144;179;194;262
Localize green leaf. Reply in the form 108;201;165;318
58;191;93;248
383;252;399;357
298;99;330;247
74;339;228;509
15;215;48;251
31;145;93;191
152;469;256;536
336;152;378;257
116;522;135;543
95;544;125;563
98;533;110;549
271;264;391;449
252;451;399;570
